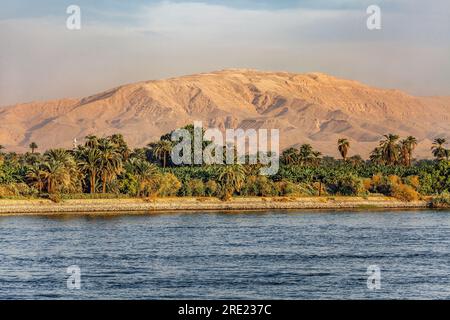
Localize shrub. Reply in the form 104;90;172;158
118;173;139;196
362;178;372;192
152;173;181;197
368;174;395;195
187;179;205;197
0;183;37;198
430;192;450;208
48;193;62;203
312;182;327;196
391;183;420;201
326;174;366;196
241;176;277;196
204;180;218;197
274;181;309;196
0;184;17;197
404;175;420;190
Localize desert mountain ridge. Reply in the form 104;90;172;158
1;69;449;158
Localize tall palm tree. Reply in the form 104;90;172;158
218;165;246;198
150;140;173;168
431;138;447;161
298;144;314;165
404;136;418;166
399;140;407;166
45;148;73;165
85;135;99;149
379;134;400;165
98;139;122;193
43;149;80;193
40;160;71;194
311;151;322;166
337;138;350;161
281;147;298;165
77;148;101;193
29;142;38;154
369;146;384;165
125;158;158;196
26;165;46;192
110;133;131;161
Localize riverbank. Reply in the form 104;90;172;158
0;196;431;215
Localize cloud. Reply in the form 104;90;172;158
0;1;449;106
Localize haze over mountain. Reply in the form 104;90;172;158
1;69;449;158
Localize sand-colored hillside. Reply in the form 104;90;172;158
0;69;449;158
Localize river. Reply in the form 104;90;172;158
0;209;449;299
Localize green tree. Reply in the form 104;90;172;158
26;165;46;192
77;148;101;193
432;138;447;161
338;138;350;161
379;134;400;165
110;133;131;161
401;136;418;166
98;139;123;193
281;147;298;165
29;142;38;154
218;165;246;199
369;146;384;165
298;144;314;165
124;158;158;196
40;160;72;194
149;140;173;168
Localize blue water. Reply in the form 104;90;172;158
0;209;450;299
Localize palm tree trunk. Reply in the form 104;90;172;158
90;175;95;193
102;175;107;193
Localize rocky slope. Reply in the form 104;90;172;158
1;69;449;158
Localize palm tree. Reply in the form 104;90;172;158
337;138;350;161
399;139;409;166
431;138;447;161
369;146;384;165
45;148;73;165
26;165;46;192
404;136;418;166
40;160;71;194
348;154;364;166
42;149;80;193
29;142;38;154
110;133;131;161
125;158;158;196
218;165;246;198
281;147;298;165
77;148;101;193
150;140;173;168
85;135;99;149
399;136;417;166
379;134;400;165
98;139;122;193
311;151;322;166
298;144;314;165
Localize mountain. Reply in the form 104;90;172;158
1;69;449;158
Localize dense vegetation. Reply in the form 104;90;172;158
0;128;449;204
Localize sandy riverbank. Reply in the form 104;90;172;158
0;196;430;215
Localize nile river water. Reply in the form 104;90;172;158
0;209;450;299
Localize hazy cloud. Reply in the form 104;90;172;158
0;0;449;106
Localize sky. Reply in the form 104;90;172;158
0;0;449;106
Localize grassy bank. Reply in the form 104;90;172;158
0;196;431;215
